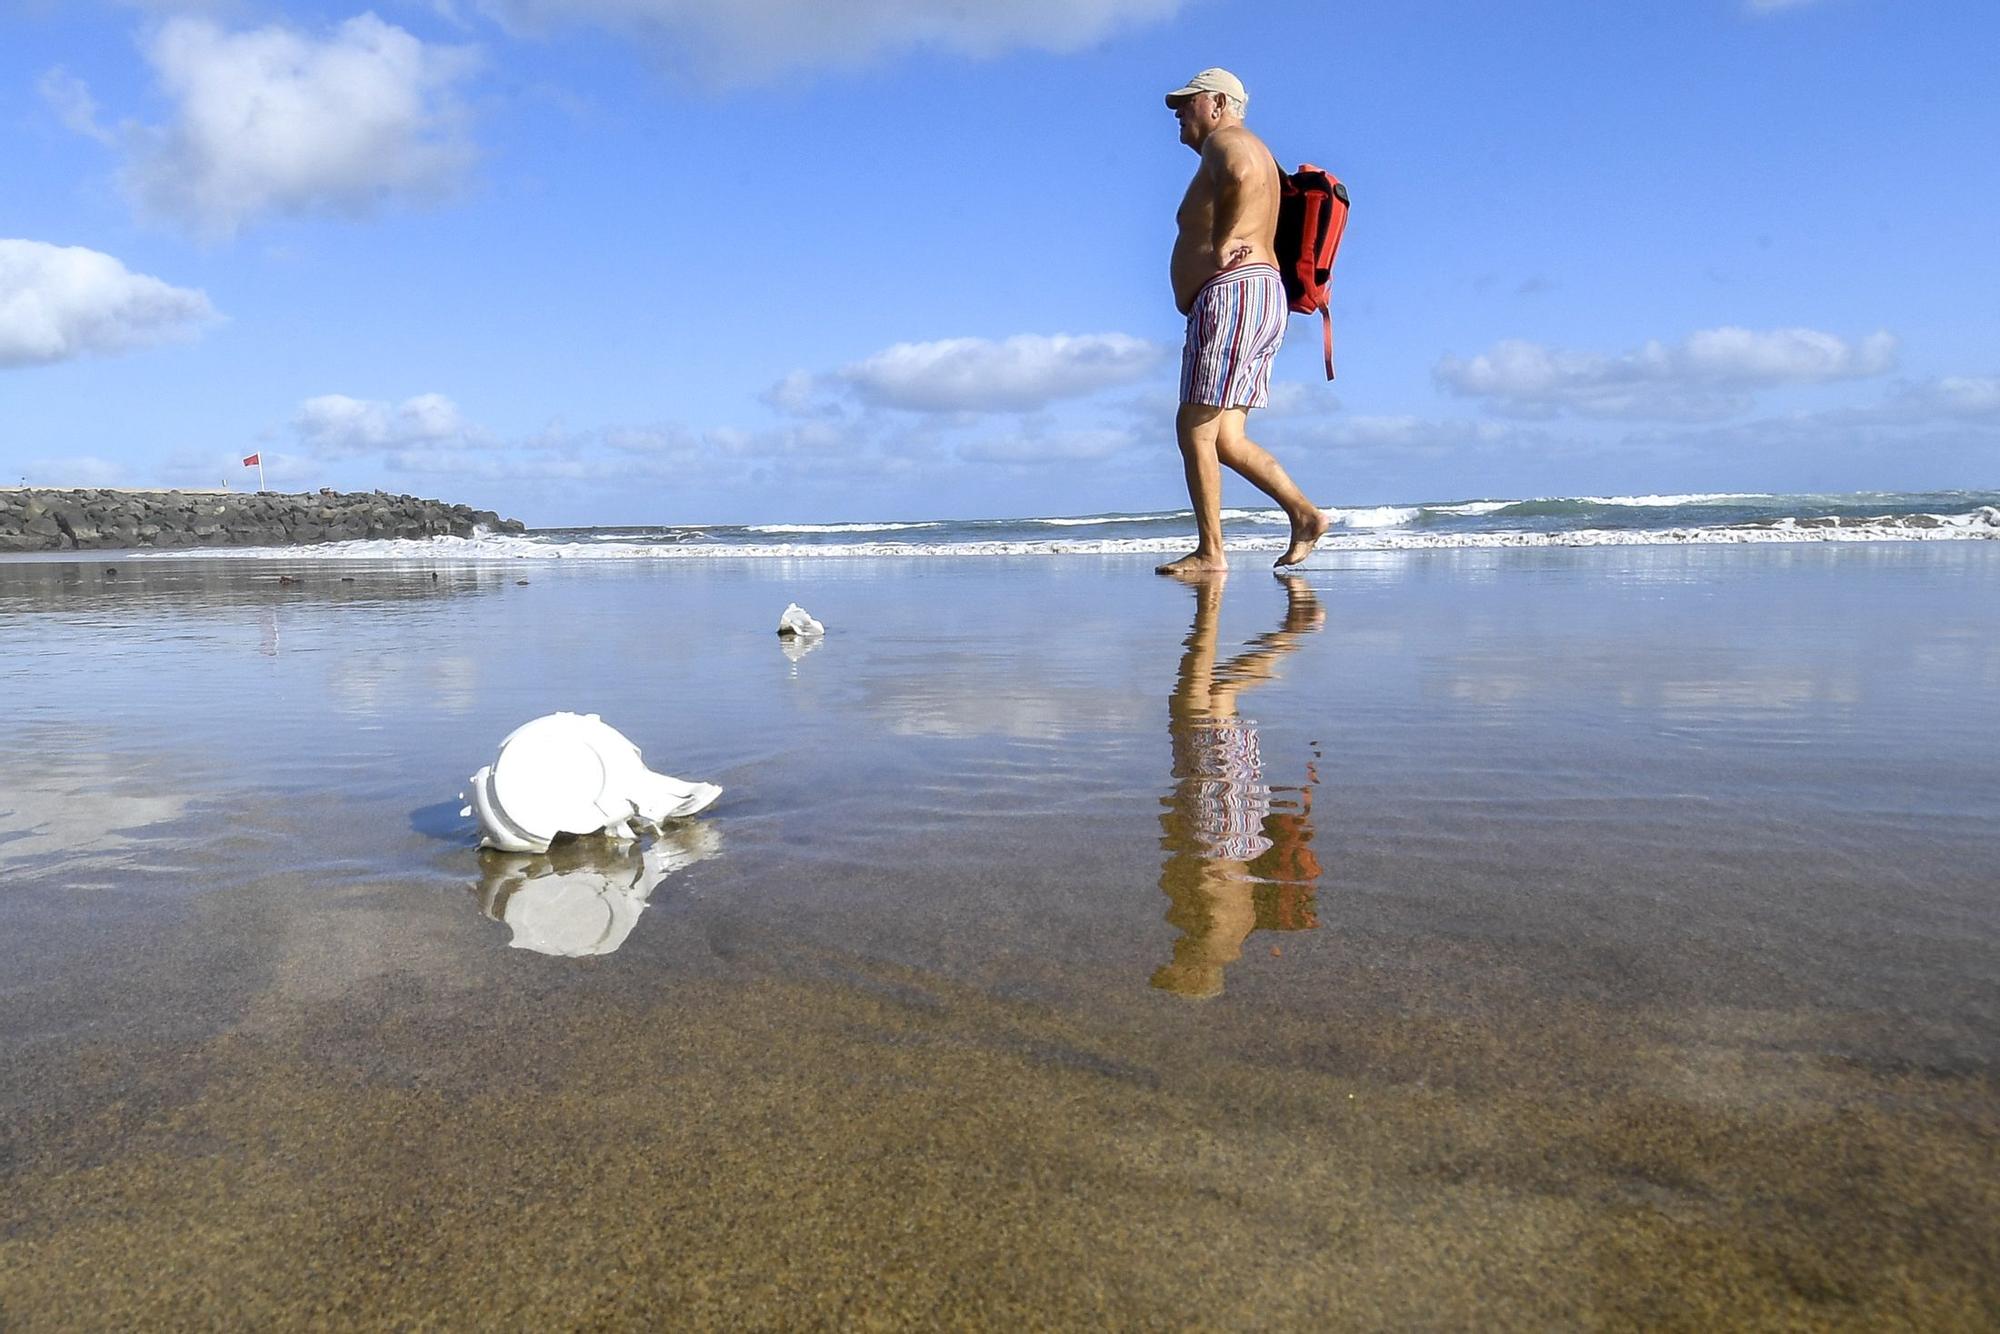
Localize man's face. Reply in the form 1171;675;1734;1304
1172;95;1201;148
1172;92;1218;149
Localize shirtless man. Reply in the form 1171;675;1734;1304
1159;68;1329;576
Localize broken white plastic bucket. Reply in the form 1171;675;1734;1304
463;712;721;853
776;602;825;638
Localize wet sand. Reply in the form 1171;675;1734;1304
2;547;1996;1327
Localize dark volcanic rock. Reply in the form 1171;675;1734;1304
0;488;529;552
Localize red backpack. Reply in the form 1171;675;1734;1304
1273;160;1350;379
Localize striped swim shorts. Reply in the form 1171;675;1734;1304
1179;262;1287;409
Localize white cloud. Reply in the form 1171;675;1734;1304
1257;380;1341;419
20;456;128;487
156;442;349;488
760;369;845;419
605;417;872;470
1678;327;1894;382
1583;370;2000;474
283;400;883;486
1435;326;1897;420
37;67;115;144
294;392;475;457
602;424;701;455
0;239;217;368
1292;414;1524;454
957;427;1136;465
114;14;480;239
1895;375;2000;419
465;0;1183;82
839;332;1167;414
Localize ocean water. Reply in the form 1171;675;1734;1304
3;544;1998;1323
109;488;2000;561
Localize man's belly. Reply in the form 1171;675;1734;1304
1172;239;1279;314
1171;237;1212;315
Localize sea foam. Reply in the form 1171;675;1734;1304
128;506;2000;563
1575;492;1773;507
745;521;943;534
1329;506;1420;528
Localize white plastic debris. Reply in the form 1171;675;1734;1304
776;602;825;638
461;712;721;853
474;824;722;957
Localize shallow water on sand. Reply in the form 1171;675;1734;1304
2;546;1997;1327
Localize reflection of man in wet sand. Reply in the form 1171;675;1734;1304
1157;67;1330;577
1154;572;1326;998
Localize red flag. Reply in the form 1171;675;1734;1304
242;453;260;467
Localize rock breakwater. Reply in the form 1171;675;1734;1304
0;488;525;553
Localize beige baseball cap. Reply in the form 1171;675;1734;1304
1165;67;1247;109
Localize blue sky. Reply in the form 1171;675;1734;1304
3;0;1996;525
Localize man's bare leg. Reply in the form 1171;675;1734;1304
1156;404;1230;575
1213;412;1329;567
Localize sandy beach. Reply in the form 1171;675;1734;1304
2;545;1996;1327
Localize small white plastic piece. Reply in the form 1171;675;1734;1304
475;825;722;957
776;602;825;638
464;712;721;853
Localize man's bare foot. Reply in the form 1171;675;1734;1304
1274;508;1331;568
1155;552;1229;576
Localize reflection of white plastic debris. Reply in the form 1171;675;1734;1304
475;824;722;957
777;603;825;638
780;634;822;664
462;712;721;853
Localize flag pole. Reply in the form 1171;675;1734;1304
258;455;267;493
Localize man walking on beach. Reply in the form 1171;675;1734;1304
1158;68;1328;576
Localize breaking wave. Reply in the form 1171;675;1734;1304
131;503;2000;562
1033;512;1188;527
744;520;943;534
1328;506;1420;528
1576;492;1774;507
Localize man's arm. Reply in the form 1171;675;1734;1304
1204;135;1263;270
